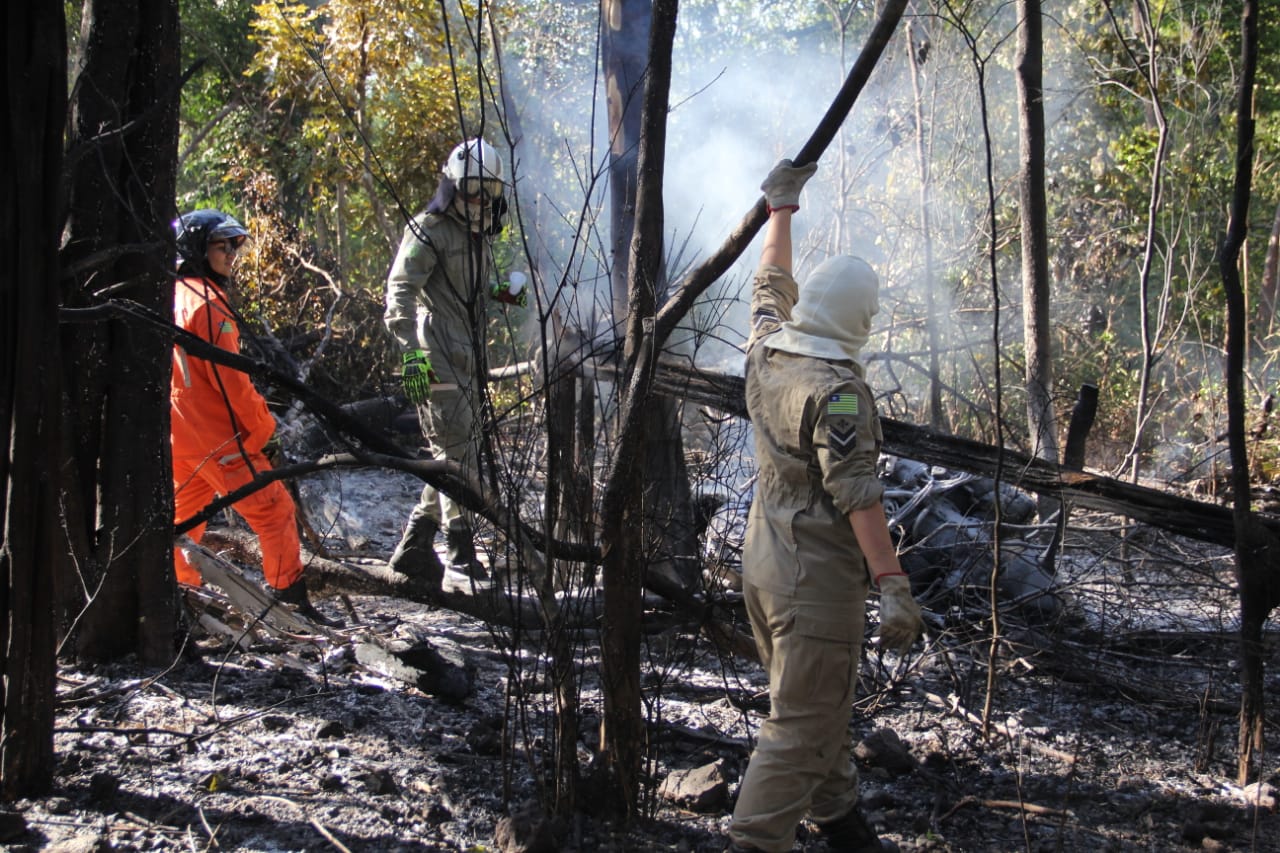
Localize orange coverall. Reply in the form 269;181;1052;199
171;276;303;590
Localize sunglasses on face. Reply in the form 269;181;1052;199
456;177;504;202
209;235;248;253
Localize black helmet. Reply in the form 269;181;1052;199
174;209;249;270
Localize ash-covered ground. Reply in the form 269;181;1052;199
12;467;1280;852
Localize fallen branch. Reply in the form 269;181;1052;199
649;359;1271;549
938;795;1072;822
921;691;1078;766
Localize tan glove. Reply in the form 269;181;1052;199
760;158;818;212
876;574;923;652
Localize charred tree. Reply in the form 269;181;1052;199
60;0;180;663
0;0;65;800
541;322;594;813
600;0;697;588
1015;0;1059;479
1219;0;1273;787
598;0;671;818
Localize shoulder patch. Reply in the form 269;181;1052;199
827;393;858;416
753;308;778;330
219;320;234;334
828;419;858;457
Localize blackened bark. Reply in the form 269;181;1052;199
599;0;660;818
601;0;648;341
61;0;180;663
1;0;65;799
1062;384;1099;471
1015;0;1059;472
1219;0;1269;787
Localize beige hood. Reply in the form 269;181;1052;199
765;255;879;364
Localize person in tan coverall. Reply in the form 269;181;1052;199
726;161;924;853
384;138;515;586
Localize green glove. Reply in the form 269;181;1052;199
401;350;436;404
760;158;818;212
262;432;283;466
491;271;529;307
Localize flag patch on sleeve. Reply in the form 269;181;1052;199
827;393;859;416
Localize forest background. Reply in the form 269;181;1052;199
172;0;1280;480
3;0;1280;842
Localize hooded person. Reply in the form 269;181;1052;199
170;209;339;628
726;161;923;853
383;138;517;587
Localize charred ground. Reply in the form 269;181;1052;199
9;469;1280;853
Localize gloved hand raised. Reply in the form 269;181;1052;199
875;574;924;653
760;158;818;213
401;349;437;404
491;271;529;308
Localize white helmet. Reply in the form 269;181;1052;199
442;138;504;184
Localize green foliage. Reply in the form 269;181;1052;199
230;167;397;404
174;0;522;400
246;0;490;254
178;0;261;209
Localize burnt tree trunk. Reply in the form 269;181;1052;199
0;0;65;800
1015;0;1059;495
600;0;697;586
598;0;667;818
597;0;648;819
543;325;593;813
547;331;597;588
1219;0;1272;787
61;0;180;663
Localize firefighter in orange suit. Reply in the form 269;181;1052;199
170;209;337;626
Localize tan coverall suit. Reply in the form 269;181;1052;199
729;264;885;852
384;209;491;532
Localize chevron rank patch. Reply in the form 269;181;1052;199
828;393;859;416
828;419;858;457
753;308;778;330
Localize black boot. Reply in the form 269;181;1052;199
388;519;445;588
816;805;898;853
274;577;344;629
445;519;487;579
